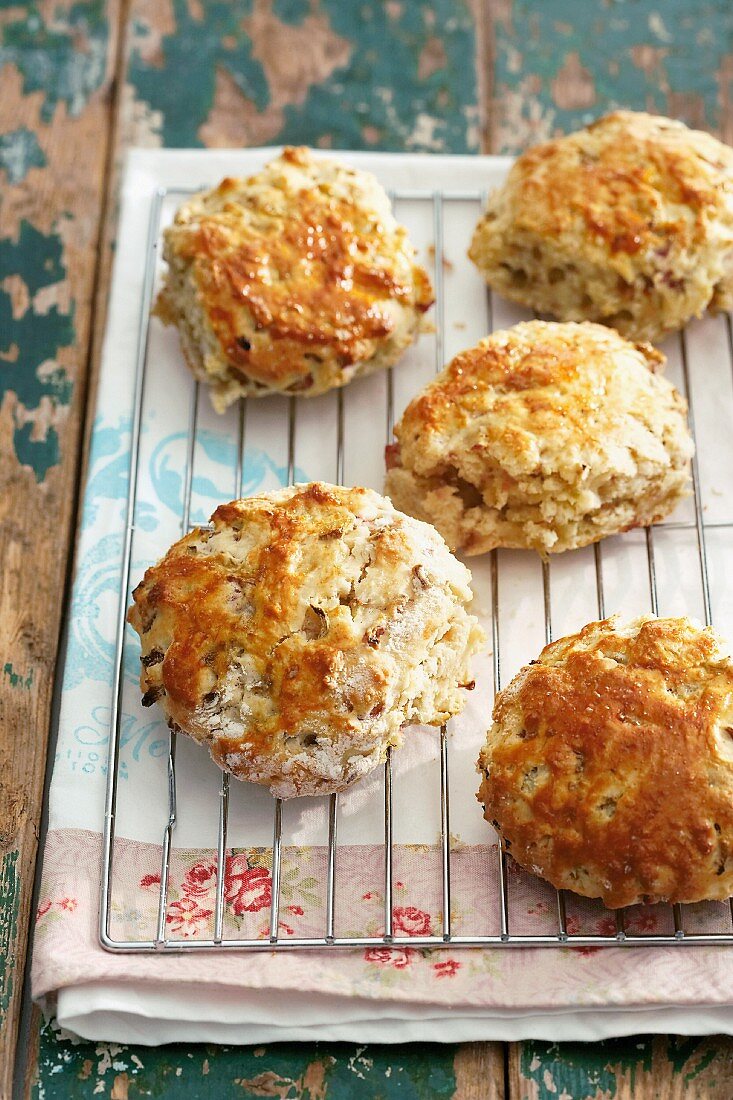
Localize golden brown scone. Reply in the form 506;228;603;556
156;147;433;410
384;320;693;555
478;616;733;908
469;111;733;343
128;483;484;798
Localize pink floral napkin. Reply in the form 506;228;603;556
34;827;733;1043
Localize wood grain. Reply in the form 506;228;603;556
508;1036;733;1100
0;2;121;1089
454;1042;506;1099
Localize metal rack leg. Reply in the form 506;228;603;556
384;750;394;941
439;725;452;940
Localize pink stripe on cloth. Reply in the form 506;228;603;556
33;828;733;1012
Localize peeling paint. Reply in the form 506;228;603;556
0;2;109;120
34;1023;459;1097
198;2;351;148
521;1039;646;1099
0;221;74;480
2;662;34;690
126;0;270;147
125;0;478;152
518;1036;733;1100
550;51;596;110
0;851;20;1018
493;0;733;153
275;0;478;152
0;127;46;183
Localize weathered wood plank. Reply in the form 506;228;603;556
454;1042;505;1099
30;1018;481;1098
487;0;733;154
120;0;481;151
0;1;120;1089
508;1036;733;1100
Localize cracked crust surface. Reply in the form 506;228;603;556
156;146;433;410
128;483;484;798
469;111;733;343
384;320;693;555
478;616;733;908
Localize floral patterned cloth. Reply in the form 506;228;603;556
33;828;733;1024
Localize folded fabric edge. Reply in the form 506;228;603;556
53;983;733;1045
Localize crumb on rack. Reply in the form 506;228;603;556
427;243;455;271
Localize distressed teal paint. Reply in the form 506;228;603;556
276;0;478;152
2;662;34;690
519;1036;725;1098
0;2;108;121
34;1019;458;1098
273;0;312;22
520;1037;653;1099
494;0;733;151
0;128;46;183
0;221;74;480
126;0;478;152
1;220;65;295
14;422;62;482
665;1036;719;1081
0;851;20;1018
127;1;269;148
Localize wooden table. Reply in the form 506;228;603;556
3;1;733;1095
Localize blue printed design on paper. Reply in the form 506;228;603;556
63;409;308;776
61;706;171;781
149;429;307;524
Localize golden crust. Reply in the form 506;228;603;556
385;320;693;555
477;616;733;908
157;147;433;409
469;111;733;342
128;483;484;798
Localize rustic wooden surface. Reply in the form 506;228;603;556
28;1027;733;1098
0;2;122;1096
3;0;733;1096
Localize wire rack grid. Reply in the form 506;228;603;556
100;181;733;953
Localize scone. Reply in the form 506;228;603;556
384;320;693;555
156;147;433;410
478;616;733;908
128;483;484;798
469;111;733;343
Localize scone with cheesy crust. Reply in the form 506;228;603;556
128;483;484;798
156;147;433;410
478;616;733;908
469;111;733;343
384;320;693;555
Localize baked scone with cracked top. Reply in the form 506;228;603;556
384;320;693;555
477;616;733;908
469;111;733;343
156;146;434;410
128;483;484;798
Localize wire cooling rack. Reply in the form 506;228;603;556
100;176;733;952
